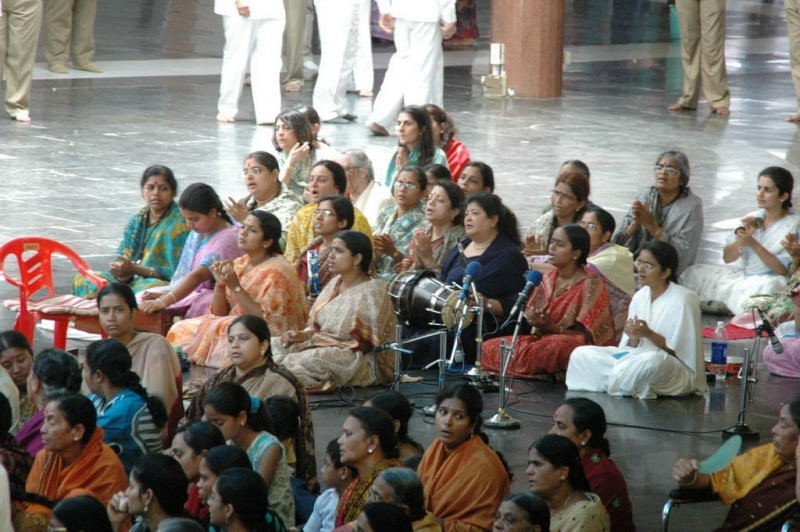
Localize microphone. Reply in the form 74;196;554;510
501;270;543;329
757;309;783;355
373;341;413;355
459;261;482;300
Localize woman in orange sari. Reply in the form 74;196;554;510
168;211;307;368
483;225;614;379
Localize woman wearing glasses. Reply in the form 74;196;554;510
374;167;428;279
612;150;703;275
224;151;303;251
680;166;799;314
524;167;590;262
567;241;706;399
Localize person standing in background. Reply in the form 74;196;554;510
0;0;42;122
44;0;102;73
667;0;730;115
366;0;455;136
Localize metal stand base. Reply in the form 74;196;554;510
422;404;437;417
484;409;520;429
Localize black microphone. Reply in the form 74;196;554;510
501;270;543;329
459;261;482;300
757;309;783;355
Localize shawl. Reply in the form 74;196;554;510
612;186;703;275
127;332;182;424
15;409;43;458
25;427;127;506
351;180;393;228
168;254;307;368
417;435;510;531
710;443;787;505
186;361;318;492
249;183;303;251
587;243;635;296
335;458;402;526
549;492;610;532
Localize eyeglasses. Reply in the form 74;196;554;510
344;166;360;172
635;259;657;271
654;164;680;176
394;181;418;190
551;189;577;201
581;222;598;231
242;167;263;177
314;209;335;218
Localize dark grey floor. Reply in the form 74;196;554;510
3;0;800;529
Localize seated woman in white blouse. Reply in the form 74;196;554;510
680;166;799;314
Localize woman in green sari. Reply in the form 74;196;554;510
73;165;190;298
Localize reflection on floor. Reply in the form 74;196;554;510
2;0;800;529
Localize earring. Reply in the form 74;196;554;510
143;503;149;513
367;448;374;454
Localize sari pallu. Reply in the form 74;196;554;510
395;225;465;274
73;201;189;298
296;237;336;295
709;444;796;531
374;202;426;279
185;361;318;492
274;277;397;389
482;268;614;377
334;459;402;527
168;255;307;368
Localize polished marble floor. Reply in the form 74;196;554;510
2;0;800;529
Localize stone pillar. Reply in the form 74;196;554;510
490;0;564;98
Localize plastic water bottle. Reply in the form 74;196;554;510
710;321;728;377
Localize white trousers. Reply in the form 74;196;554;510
351;0;374;92
218;15;284;124
366;19;443;130
312;0;359;121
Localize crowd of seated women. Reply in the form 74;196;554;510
5;97;800;530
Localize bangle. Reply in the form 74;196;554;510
653;227;663;239
164;293;177;305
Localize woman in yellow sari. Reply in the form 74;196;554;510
168;211;307;368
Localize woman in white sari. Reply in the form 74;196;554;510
680;166;799;314
566;241;706;399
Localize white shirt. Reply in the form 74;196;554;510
375;0;455;23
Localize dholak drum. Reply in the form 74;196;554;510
388;270;475;329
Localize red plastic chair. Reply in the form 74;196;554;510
0;237;108;349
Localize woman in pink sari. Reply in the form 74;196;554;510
140;183;241;318
168;211;307;368
483;225;615;379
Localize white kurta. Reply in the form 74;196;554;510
215;0;285;124
680;211;799;314
366;0;455;130
566;283;706;399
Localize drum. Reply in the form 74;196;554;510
388;270;475;329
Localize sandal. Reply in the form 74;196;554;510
667;102;696;112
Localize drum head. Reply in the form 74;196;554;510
388;270;438;326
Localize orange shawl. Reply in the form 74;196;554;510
25;427;128;505
418;435;510;531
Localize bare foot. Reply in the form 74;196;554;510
284;81;302;93
712;106;730;116
11;110;31;123
787;113;800;123
667;102;696;112
216;113;234;123
367;122;389;136
358;90;374;98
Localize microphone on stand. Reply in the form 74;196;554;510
757;309;783;355
500;270;543;330
459;261;482;300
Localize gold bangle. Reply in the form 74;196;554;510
165;293;177;305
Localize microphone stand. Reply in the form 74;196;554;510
446;294;471;366
467;294;484;378
485;305;525;429
723;325;763;440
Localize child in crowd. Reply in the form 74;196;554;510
304;439;356;532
